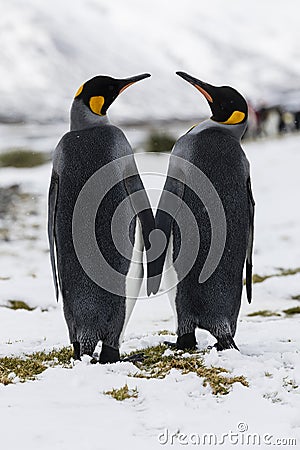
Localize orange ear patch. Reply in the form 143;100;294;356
220;111;245;125
74;84;84;98
89;96;105;115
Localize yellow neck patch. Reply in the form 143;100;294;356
220;110;245;125
187;123;199;132
89;96;105;115
74;84;83;98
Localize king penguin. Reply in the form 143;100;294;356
48;73;154;363
148;72;255;351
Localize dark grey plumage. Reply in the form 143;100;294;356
49;125;154;360
149;119;255;350
48;74;153;362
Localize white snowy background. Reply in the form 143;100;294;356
1;0;300;123
1;1;300;449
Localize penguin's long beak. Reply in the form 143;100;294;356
119;73;151;94
176;71;214;103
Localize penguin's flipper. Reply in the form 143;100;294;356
147;171;185;296
246;177;255;304
48;170;59;301
124;174;155;289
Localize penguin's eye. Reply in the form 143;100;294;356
108;85;114;92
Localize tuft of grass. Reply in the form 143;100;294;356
263;392;282;403
5;339;23;345
104;384;138;401
0;149;49;168
6;300;35;311
0;357;45;385
291;294;300;300
277;267;300;276
145;131;176;153
252;274;271;283
0;347;73;385
283;306;300;316
125;345;248;395
265;372;273;378
247;310;281;317
31;348;74;366
283;377;298;390
249;267;300;285
156;330;176;336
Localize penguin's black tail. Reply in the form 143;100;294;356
215;335;239;351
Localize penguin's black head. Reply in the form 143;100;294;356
176;71;248;125
74;73;151;116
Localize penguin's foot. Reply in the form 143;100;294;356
164;332;197;351
176;332;197;351
122;353;145;363
214;335;239;351
99;344;120;364
89;342;120;364
72;342;81;360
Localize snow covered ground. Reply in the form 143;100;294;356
1;0;300;123
0;129;300;449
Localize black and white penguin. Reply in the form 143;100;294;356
48;74;154;363
148;72;255;351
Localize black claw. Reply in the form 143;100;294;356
122;352;145;363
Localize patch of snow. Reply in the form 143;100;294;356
0;132;300;448
1;0;300;123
